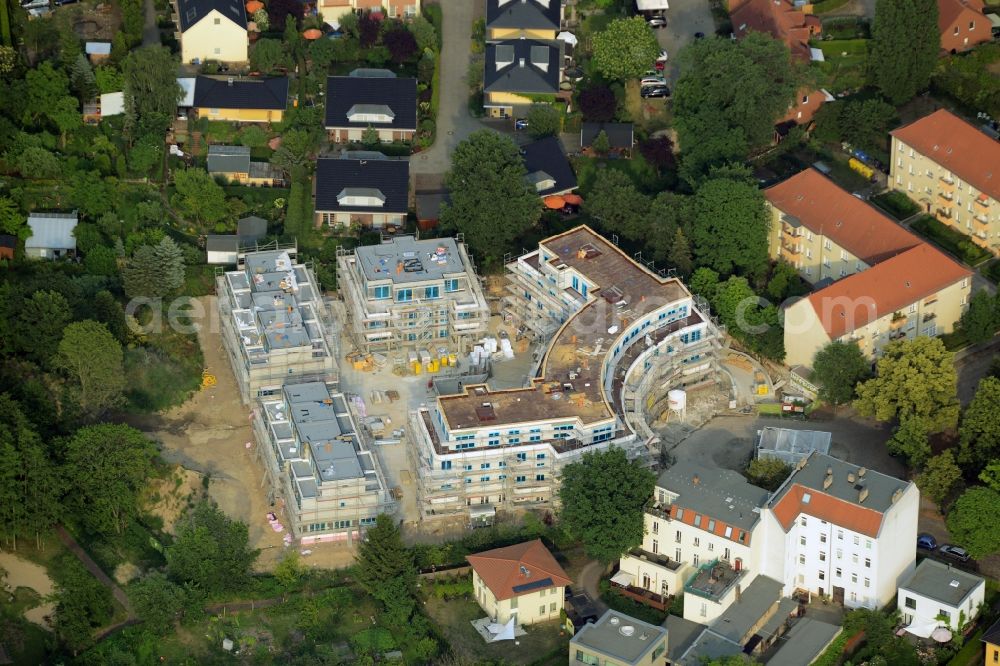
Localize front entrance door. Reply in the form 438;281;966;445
833;586;845;605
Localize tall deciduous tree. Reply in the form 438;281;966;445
52;553;113;654
170;169;230;231
384;27;418;63
578;85;616;122
526;103;560;138
886;416;932;469
57;320;126;414
407;15;437;52
745;457;792;491
0;195;27;239
123;46;183;139
946;486;1000;558
916;450;962;509
870;0;939;104
559;447;655;563
673;33;799;183
959;376;1000;468
582;170;651;239
249;38;287;74
689;177;769;275
130;572;191;634
811;341;872;406
592;17;660;81
854;337;959;432
441;130;540;262
270;127;320;176
63;424;156;535
958;290;999;343
166;501;259;593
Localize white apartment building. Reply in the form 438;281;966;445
615;462;769;624
407;226;722;525
898;559;985;635
217;246;338;405
759;452;918;610
252;382;395;543
336;236;490;354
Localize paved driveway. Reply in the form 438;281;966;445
412;0;494;175
655;4;715;83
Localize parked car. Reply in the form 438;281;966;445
939;544;971;562
917;533;938;550
694;32;706;39
654;60;666;71
640;76;666;86
514;118;529;131
640;85;670;99
657;50;669;62
647;15;667;28
21;0;48;8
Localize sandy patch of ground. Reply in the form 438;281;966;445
0;552;55;630
143;466;206;535
113;562;141;587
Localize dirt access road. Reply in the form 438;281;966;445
127;296;354;571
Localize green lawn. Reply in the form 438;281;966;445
909;215;994;266
814;39;869;92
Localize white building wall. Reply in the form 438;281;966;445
875;484;919;605
898;583;985;631
180;10;248;64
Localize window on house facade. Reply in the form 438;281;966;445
676;530;682;543
652;539;659;554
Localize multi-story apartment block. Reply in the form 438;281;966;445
760;452;918;610
766;169;972;368
336;236;489;354
407;226;722;525
252;382;395;542
891;108;1000;256
217;246;338;405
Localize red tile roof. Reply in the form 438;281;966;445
466;539;572;601
806;243;971;339
891;109;1000;202
765;168;921;265
771;483;886;538
938;0;989;52
669;504;755;546
731;0;821;61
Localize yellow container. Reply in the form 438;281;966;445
449;353;457;365
428;360;439;373
439;355;448;367
412;362;422;375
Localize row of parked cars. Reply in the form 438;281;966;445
640;51;671;99
917;533;972;562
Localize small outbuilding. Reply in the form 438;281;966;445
25;211;78;260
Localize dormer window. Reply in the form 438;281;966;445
525;170;556;192
337;187;386;207
347;104;395;124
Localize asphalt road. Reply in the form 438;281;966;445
654;3;715;83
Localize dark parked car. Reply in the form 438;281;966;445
514;118;529;131
640;86;670;99
694;31;706;39
939;544;971;562
917;533;937;550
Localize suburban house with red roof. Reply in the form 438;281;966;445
766;168;972;368
938;0;990;52
466;539;572;626
890;108;1000;256
760;452;918;610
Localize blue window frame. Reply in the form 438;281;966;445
480;476;490;482
572;276;579;291
536;453;546;459
516;476;526;483
396;288;412;302
441;461;452;470
529;435;541;442
516;453;527;461
480;463;490;469
445;278;459;292
374;285;390;299
582;283;588;297
425;286;440;299
536;474;545;481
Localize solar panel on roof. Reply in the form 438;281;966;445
512;577;553;593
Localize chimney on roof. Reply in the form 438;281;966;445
847;472;856;484
227;76;234;86
859;487;869;504
519;58;526;68
823;473;833;490
692;474;700;486
891;488;903;504
858;467;867;477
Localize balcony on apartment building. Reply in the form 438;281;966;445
684;559;746;602
937;190;954;203
975;194;990;211
939;175;955;191
645;501;671;521
610;553;680;612
781;216;803;238
935;207;953;222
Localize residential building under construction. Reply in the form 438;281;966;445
252;382;396;542
336;235;489;355
407;226;724;526
217;244;339;405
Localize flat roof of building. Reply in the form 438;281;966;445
900;558;984;607
706;575;783;644
768;618;842;666
570;610;668;665
438;225;693;432
665;615;704;663
275;382;366;483
355;236;467;284
659;461;769;534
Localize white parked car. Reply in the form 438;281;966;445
656;50;669;62
641;76;666;86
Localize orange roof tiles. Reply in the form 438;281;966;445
938;0;989;52
765;168;921;265
806;243;971;339
731;0;820;61
669;504;755;545
771;483;886;538
892;109;1000;202
466;539;572;601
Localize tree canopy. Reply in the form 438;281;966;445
525;103;560;139
166;501;259;593
811;341;872;406
745;457;792;492
916;450;961;509
854;337;959;432
959;376;1000;469
592;17;660;81
440;130;540;262
559;447;655;563
946;486;1000;558
673;33;799;183
886;416;932;469
689;177;769;275
57;320;126;414
578;85;617;122
123;46;183;138
870;0;939;104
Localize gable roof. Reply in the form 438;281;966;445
324;76;417;130
938;0;985;33
0;234;17;249
731;0;821;61
484;39;562;94
765;168;921;265
983;618;1000;647
892;109;1000;201
581;122;633;149
805;243;971;339
314;156;409;214
176;0;246;31
466;539;572;601
238;215;267;241
193;76;288;110
207;144;251;174
26;212;79;251
521;136;577;196
900;558;984;607
769;452;911;538
486;0;561;30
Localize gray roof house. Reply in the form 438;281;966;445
484;39;562;96
486;0;561;32
207;144;251;174
25;211;78;259
570;610;668;666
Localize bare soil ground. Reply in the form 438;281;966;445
142;466;206;535
0;552;54;630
